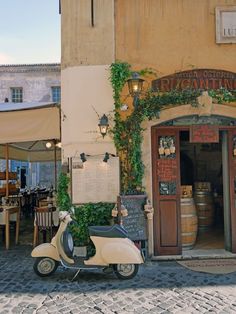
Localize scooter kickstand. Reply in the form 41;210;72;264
71;269;81;282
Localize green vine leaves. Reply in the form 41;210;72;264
109;61;236;194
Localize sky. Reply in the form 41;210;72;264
0;0;60;64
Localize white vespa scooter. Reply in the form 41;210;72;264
31;211;144;280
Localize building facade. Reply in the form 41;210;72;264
61;0;236;257
0;63;61;103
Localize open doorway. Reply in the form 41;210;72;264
180;130;224;250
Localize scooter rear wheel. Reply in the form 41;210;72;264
33;257;59;277
113;264;139;280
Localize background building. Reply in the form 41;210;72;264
0;63;61;188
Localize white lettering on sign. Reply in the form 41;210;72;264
222;12;236;37
216;6;236;43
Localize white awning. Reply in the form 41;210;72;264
0;102;61;161
0;102;60;144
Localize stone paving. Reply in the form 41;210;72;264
0;246;236;313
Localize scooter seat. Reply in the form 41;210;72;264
88;224;128;238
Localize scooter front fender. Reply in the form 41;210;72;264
31;243;60;262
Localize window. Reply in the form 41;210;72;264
11;88;23;103
51;86;61;103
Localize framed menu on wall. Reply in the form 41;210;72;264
70;156;120;204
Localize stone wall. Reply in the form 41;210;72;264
0;64;61;103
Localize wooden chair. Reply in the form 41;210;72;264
0;206;20;249
33;206;55;247
38;199;49;207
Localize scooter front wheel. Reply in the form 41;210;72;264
113;264;139;280
33;257;59;277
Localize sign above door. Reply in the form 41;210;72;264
190;125;219;143
152;69;236;92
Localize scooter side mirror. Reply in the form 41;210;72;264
70;207;75;215
59;211;69;221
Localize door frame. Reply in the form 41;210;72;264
152;124;236;255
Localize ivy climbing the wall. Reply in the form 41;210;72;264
109;61;236;194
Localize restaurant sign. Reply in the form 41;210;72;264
152;69;236;92
190;125;219;143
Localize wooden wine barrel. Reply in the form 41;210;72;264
194;181;211;192
181;198;198;250
194;191;215;230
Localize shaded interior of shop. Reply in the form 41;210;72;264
180;130;224;251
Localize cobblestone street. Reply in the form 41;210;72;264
0;246;236;313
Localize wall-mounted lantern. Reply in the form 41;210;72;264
127;72;144;98
98;114;109;138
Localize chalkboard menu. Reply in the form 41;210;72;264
121;195;147;240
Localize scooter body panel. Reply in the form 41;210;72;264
84;236;144;266
31;243;60;261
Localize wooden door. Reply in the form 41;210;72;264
152;127;181;255
228;129;236;253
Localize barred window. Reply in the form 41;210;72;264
51;86;61;103
11;88;23;103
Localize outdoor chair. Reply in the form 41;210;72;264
33;206;56;247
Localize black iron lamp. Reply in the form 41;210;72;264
127;72;144;98
80;153;87;163
98;114;109;138
103;152;110;163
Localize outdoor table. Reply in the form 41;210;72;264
0;206;20;249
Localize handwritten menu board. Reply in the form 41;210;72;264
121;195;147;240
190;125;219;143
71;156;120;204
157;159;177;181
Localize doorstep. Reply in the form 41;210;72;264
151;249;236;261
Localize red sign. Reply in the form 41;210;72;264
190;125;219;143
157;159;177;181
152;69;236;92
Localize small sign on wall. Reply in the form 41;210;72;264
190;125;219;143
216;6;236;44
70;156;120;204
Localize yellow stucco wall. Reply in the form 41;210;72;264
61;0;114;69
61;65;115;160
61;0;236;181
115;0;236;75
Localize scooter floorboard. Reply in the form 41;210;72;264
61;256;106;270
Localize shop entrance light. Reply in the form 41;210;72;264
80;153;87;163
98;114;109;138
127;72;144;98
103;152;110;163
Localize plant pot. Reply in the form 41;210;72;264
73;246;87;257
